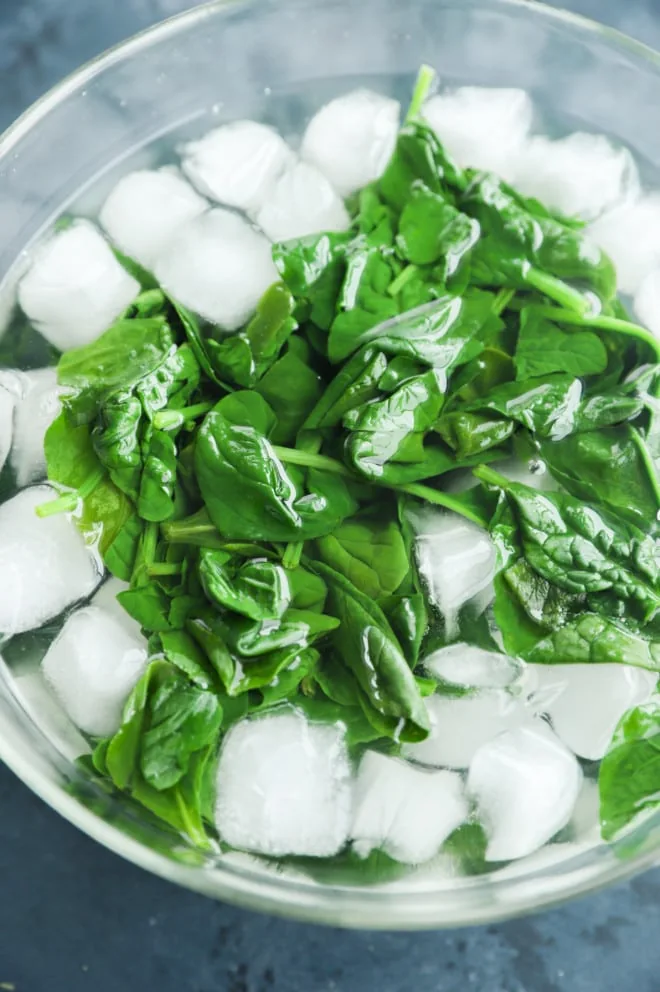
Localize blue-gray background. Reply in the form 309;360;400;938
2;2;660;989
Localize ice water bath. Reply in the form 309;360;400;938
1;65;660;887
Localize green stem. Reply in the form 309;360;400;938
492;287;516;316
388;264;419;297
131;521;159;585
35;468;105;518
406;64;437;122
272;446;354;478
629;426;660;508
282;542;304;569
395;482;486;525
174;788;210;850
275;445;486;524
472;464;511;490
524;268;589;315
534;306;660;361
153;401;214;431
147;562;183;577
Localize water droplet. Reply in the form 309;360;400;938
264;86;272;96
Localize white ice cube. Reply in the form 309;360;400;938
468;721;582;862
18;220;139;351
403;690;526;769
0;378;17;474
410;508;497;639
634;268;660;336
422;87;533;180
42;605;148;737
351;751;467;864
527;663;657;761
215;711;352;857
0;485;101;636
154;209;278;331
99;168;207;269
301;89;400;196
91;577;143;639
588;195;660;295
182;121;294;214
568;778;602;845
255;160;351;242
9;367;63;487
512;133;639;221
423;643;522;689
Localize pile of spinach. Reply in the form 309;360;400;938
40;68;660;854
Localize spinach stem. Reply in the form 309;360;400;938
147;562;183;577
534;306;660;361
492;288;515;316
472;464;511;489
406;64;437;122
272;446;354;478
131;521;160;585
282;542;304;569
275;444;487;524
35;468;105;518
629;426;660;508
524;268;590;315
395;483;486;525
388;264;419;297
174;788;210;850
153;401;214;431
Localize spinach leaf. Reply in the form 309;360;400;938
527;613;660;671
43;411;132;555
599;699;660;840
515;309;608;379
137;428;178;523
254;339;323;445
314;562;430;741
541;427;660;529
199;550;291;620
468;374;583;440
302;346;388;432
316;513;410;600
377;121;465;210
272;232;351;330
397;182;480;274
477;466;660;623
328;290;501;369
195;396;357;542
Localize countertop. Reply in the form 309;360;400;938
2;1;660;990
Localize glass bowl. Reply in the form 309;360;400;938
2;0;660;929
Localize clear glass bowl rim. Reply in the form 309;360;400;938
1;0;660;929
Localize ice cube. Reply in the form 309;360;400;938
99;168;207;269
351;751;467;864
527;663;657;761
154;209;278;331
182;121;294;214
423;643;522;689
9;367;63;487
512;133;639;221
255;160;351;242
403;690;526;769
468;721;583;861
568;778;602;845
588;195;660;294
0;377;17;474
42;605;148;737
301;89;400;196
0;485;101;636
91;577;143;639
18;220;139;351
422;87;533;179
409;507;497;639
215;711;352;857
634;268;660;336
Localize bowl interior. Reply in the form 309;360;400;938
2;0;660;928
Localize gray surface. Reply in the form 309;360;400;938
2;1;660;989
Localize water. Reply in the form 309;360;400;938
0;74;656;887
